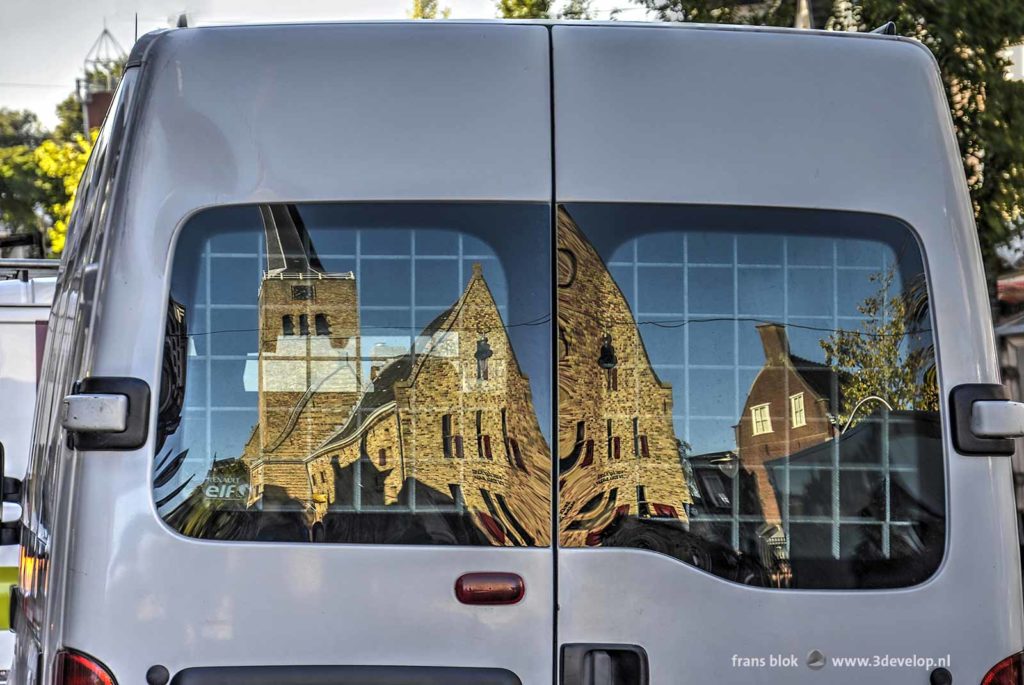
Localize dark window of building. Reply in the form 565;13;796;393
581;439;594;468
379;448;387;466
476;410;484;458
613;436;621;460
442;414;453;458
510;438;526;472
455;435;465;459
501;408;511;464
632;417;639;457
315;313;330;336
298;314;310;336
484;435;493;460
640;435;650;458
606;419;613;460
282;315;295;336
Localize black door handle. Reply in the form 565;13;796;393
561;644;648;685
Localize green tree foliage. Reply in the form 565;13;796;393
560;0;594;19
820;270;938;426
408;0;452;19
0;109;44;148
53;94;84;143
34;131;95;255
0;59;124;256
499;0;552;19
829;1;1024;285
632;0;795;26
0;145;47;239
0;109;48;243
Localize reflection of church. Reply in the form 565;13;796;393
240;204;550;546
556;208;694;545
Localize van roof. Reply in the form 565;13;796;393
127;19;908;66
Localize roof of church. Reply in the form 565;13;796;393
321;265;512;448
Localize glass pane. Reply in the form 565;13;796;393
156;203;551;546
558;203;943;590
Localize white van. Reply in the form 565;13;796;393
6;20;1024;685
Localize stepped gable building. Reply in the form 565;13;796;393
736;323;839;523
556;207;693;546
242;204;550;546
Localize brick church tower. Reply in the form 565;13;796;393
244;204;362;504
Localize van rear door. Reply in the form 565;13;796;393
57;24;555;685
552;24;1022;684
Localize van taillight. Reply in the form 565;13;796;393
54;650;116;685
982;652;1024;685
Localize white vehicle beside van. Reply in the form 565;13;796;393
4;19;1024;685
0;260;57;682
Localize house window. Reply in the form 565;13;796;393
315;313;330;336
640;435;650;458
632;417;639;457
282;315;295;336
790;393;806;428
298;313;310;336
378;448;387;466
751;403;773;435
442;414;453;458
483;435;493;460
476;410;484;458
501;408;511;464
510;438;526;471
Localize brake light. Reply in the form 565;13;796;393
982;652;1023;685
54;650;116;685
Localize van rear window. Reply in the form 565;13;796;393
157;203;552;546
556;204;944;589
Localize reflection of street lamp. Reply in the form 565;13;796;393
840;395;894;434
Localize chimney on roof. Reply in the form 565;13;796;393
757;323;791;366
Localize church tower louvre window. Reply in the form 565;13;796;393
315;313;331;336
282;315;295;336
298;313;310;336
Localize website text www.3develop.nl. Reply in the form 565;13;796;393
731;652;951;671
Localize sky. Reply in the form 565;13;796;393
0;0;652;128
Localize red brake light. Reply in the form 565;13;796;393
982;652;1024;685
54;650;116;685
